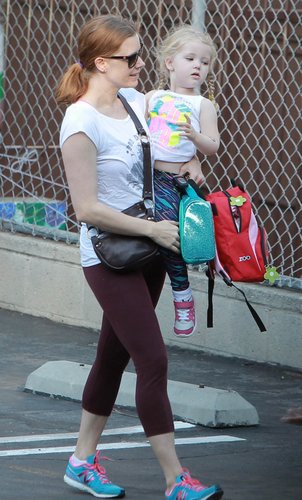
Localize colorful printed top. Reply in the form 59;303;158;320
147;90;203;162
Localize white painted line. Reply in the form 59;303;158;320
176;436;245;444
0;421;194;444
0;435;245;457
0;432;79;444
0;442;146;457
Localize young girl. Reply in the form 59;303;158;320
146;25;220;338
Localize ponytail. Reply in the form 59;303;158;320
56;15;137;105
207;73;219;111
56;63;89;105
158;74;167;90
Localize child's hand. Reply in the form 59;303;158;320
179;156;205;186
177;114;198;142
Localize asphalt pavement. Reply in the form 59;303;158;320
1;307;302;499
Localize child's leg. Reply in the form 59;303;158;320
154;170;189;291
154;170;196;337
160;246;190;291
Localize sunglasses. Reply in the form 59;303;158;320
101;48;142;68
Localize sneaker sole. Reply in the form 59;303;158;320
174;320;197;338
203;489;224;500
165;488;223;500
64;474;125;498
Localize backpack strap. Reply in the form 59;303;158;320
230;282;267;332
206;270;267;333
206;266;215;328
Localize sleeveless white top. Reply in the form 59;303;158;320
147;90;203;162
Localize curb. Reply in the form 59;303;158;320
25;360;259;428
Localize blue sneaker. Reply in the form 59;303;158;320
165;470;223;500
64;451;125;498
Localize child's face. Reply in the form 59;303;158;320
165;41;212;92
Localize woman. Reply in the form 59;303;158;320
56;14;223;500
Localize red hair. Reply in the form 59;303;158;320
56;15;137;105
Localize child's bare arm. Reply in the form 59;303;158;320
144;90;157;121
177;99;220;156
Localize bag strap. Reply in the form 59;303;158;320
206;267;215;328
206;271;267;333
231;282;267;332
187;179;209;201
87;94;153;234
173;176;210;201
117;92;153;204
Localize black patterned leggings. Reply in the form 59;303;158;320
82;257;174;438
154;169;190;291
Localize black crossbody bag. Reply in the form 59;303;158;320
88;92;159;272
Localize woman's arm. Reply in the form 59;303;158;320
177;98;220;156
62;132;180;252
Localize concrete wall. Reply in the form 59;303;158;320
0;231;301;370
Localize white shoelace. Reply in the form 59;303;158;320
176;307;192;321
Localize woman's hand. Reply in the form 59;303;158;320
149;220;180;253
178;156;205;186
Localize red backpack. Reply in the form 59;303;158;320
207;183;268;283
206;179;269;332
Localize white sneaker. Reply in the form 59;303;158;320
173;299;196;337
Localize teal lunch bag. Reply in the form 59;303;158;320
174;176;215;265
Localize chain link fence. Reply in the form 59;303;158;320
0;0;301;288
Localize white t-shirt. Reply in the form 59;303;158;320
147;90;203;162
60;88;149;267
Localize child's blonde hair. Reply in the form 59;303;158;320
156;25;218;108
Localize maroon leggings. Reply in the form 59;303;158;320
82;256;174;437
